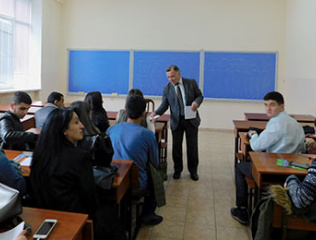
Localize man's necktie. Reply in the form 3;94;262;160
176;83;184;116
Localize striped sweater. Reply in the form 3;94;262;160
286;158;316;209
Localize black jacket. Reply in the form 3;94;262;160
0;111;37;150
30;141;98;216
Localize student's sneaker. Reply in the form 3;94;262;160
230;207;249;225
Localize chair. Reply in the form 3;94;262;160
145;99;155;113
272;203;316;240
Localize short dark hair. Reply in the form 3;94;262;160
263;91;284;105
11;91;32;105
127;89;144;98
126;95;146;120
166;65;180;73
47;91;64;103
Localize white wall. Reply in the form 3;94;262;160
40;0;63;99
42;0;315;130
284;0;316;117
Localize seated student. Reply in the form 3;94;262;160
0;91;38;150
30;108;127;240
70;101;100;136
35;91;64;129
0;151;26;196
231;91;305;225
116;89;155;133
84;91;110;133
107;95;163;225
285;157;316;209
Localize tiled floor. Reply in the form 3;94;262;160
136;129;251;240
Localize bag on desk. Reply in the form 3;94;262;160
93;165;118;190
0;183;22;226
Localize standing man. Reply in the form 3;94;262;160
150;65;204;181
35;91;64;129
231;91;305;225
0;91;38;150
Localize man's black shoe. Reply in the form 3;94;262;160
142;213;163;225
230;207;249;225
173;172;181;179
190;173;199;181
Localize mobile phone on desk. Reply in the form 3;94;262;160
33;219;57;239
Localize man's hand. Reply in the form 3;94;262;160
149;112;157;118
191;102;199;111
247;130;257;138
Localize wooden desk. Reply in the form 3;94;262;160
239;132;251;161
245;112;316;123
107;159;133;204
21;207;93;240
4;149;133;204
250;152;309;200
26;128;41;135
233;120;267;166
31;101;45;107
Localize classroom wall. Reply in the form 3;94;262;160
284;0;316;117
41;0;314;130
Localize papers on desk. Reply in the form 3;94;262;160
185;106;196;119
13;152;33;166
0;221;24;240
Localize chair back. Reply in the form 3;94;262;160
145;99;155;113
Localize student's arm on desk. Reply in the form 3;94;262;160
0;119;37;144
249;130;281;152
285;159;316;209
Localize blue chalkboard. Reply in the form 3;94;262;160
133;51;200;96
68;50;277;100
203;52;277;100
68;50;130;94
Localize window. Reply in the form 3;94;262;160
0;0;40;91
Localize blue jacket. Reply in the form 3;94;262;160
0;151;27;195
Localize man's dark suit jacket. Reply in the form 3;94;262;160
155;78;204;131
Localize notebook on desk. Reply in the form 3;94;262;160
276;158;309;171
13;152;33;166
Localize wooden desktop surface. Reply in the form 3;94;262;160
21;207;92;240
245;112;315;123
4;150;133;204
250;152;310;189
233;120;267;138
